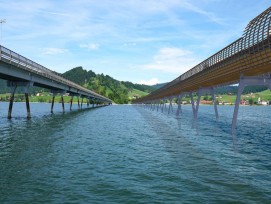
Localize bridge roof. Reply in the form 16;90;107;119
134;6;271;103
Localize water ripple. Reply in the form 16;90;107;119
0;103;270;203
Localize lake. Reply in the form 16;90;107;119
0;102;270;203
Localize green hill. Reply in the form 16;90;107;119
62;67;155;104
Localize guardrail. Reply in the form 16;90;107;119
0;45;111;102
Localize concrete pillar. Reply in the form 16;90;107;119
51;94;56;113
70;96;73;110
168;97;173;114
8;85;17;119
176;94;183;116
231;82;244;133
61;95;65;112
162;99;165;113
190;92;196;118
211;88;219;120
25;93;31;119
87;99;89;107
77;96;80;109
24;84;31;119
195;90;202;119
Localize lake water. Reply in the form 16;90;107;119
0;102;270;203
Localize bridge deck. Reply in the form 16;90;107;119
0;46;112;103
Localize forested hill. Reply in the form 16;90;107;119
62;67;158;104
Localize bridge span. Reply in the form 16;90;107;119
134;6;271;133
0;45;112;118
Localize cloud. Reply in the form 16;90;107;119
43;48;68;55
138;78;159;85
38;9;71;17
79;43;100;50
182;2;224;25
142;47;198;74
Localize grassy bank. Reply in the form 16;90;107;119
0;93;91;103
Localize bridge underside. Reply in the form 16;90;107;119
145;49;271;101
0;61;109;99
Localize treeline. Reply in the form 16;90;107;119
62;67;157;104
215;85;268;95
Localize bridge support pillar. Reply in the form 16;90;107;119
61;95;65;112
190;92;196;118
162;98;166;113
24;84;31;119
231;75;271;133
50;90;66;113
7;81;33;119
176;93;184;116
70;96;73;110
87;99;90;108
7;85;17;119
92;99;95;108
81;97;83;109
77;96;80;109
196;87;218;120
51;94;56;113
25;93;31;119
168;97;174;114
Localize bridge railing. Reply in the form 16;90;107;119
0;45;111;102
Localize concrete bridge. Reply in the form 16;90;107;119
0;45;112;119
134;6;271;133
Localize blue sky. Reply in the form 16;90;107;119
0;0;270;85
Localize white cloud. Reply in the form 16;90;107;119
142;47;198;74
79;43;100;50
138;78;159;85
43;48;68;55
181;2;224;25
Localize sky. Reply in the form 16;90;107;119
0;0;270;85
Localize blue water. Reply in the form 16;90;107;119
0;102;270;203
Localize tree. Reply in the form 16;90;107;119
248;98;254;105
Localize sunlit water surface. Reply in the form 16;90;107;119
0;102;270;203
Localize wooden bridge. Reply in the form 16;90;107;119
134;6;271;133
